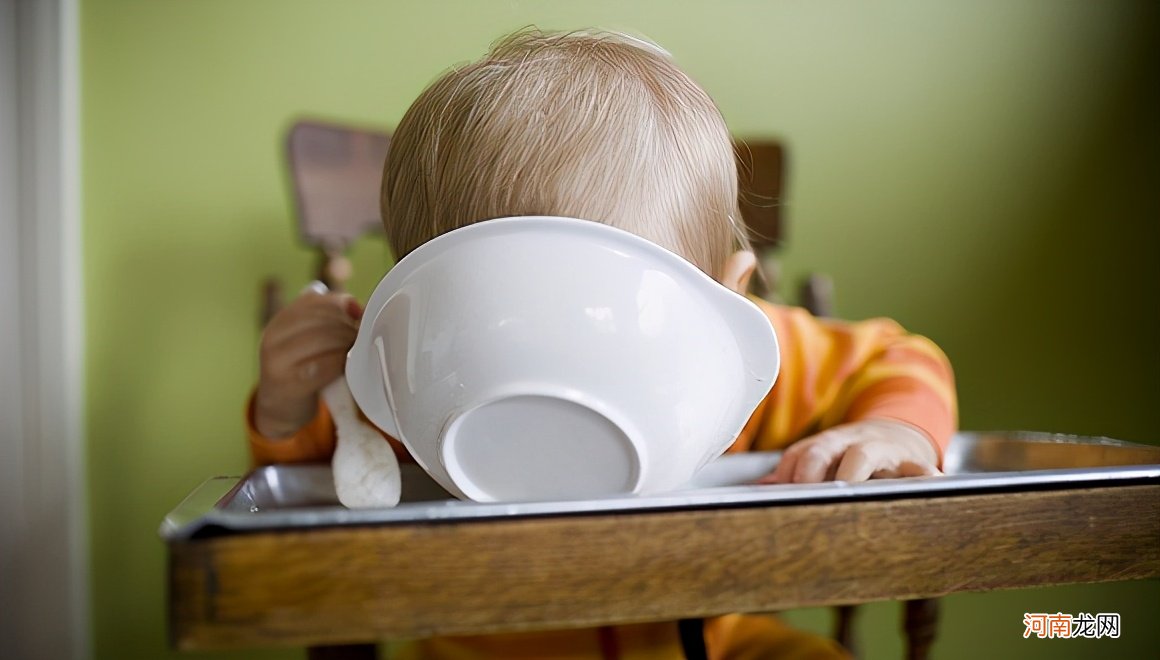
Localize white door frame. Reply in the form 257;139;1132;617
0;0;89;658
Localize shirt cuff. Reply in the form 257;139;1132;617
245;390;337;465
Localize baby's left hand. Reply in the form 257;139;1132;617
760;419;941;484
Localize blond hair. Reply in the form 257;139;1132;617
382;28;746;280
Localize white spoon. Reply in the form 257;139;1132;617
303;281;401;508
325;377;401;508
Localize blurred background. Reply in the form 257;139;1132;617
41;0;1160;657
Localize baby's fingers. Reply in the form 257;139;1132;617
782;432;857;483
789;443;841;483
834;442;941;483
833;444;881;483
290;347;350;389
763;446;801;484
263;317;359;357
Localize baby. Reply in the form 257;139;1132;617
249;28;956;658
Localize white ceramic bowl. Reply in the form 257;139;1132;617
346;216;779;502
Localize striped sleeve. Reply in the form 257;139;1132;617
246;392;338;466
733;299;957;464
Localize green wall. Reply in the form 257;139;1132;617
81;1;1158;659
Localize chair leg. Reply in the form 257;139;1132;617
903;599;940;660
307;643;378;660
832;604;859;657
678;617;708;660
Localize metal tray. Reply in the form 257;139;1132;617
161;431;1160;540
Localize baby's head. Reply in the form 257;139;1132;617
383;28;753;286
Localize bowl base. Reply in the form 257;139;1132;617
441;394;642;502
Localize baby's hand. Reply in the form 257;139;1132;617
254;289;363;438
760;420;940;484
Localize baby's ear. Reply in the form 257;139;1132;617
721;251;756;295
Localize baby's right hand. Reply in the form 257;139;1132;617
254;289;363;438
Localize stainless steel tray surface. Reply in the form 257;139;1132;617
161;431;1160;540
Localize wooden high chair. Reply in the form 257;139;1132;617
174;128;1158;659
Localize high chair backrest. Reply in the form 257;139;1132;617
286;119;391;258
261;120;391;325
285;118;389;293
736;139;833;315
736;140;785;252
